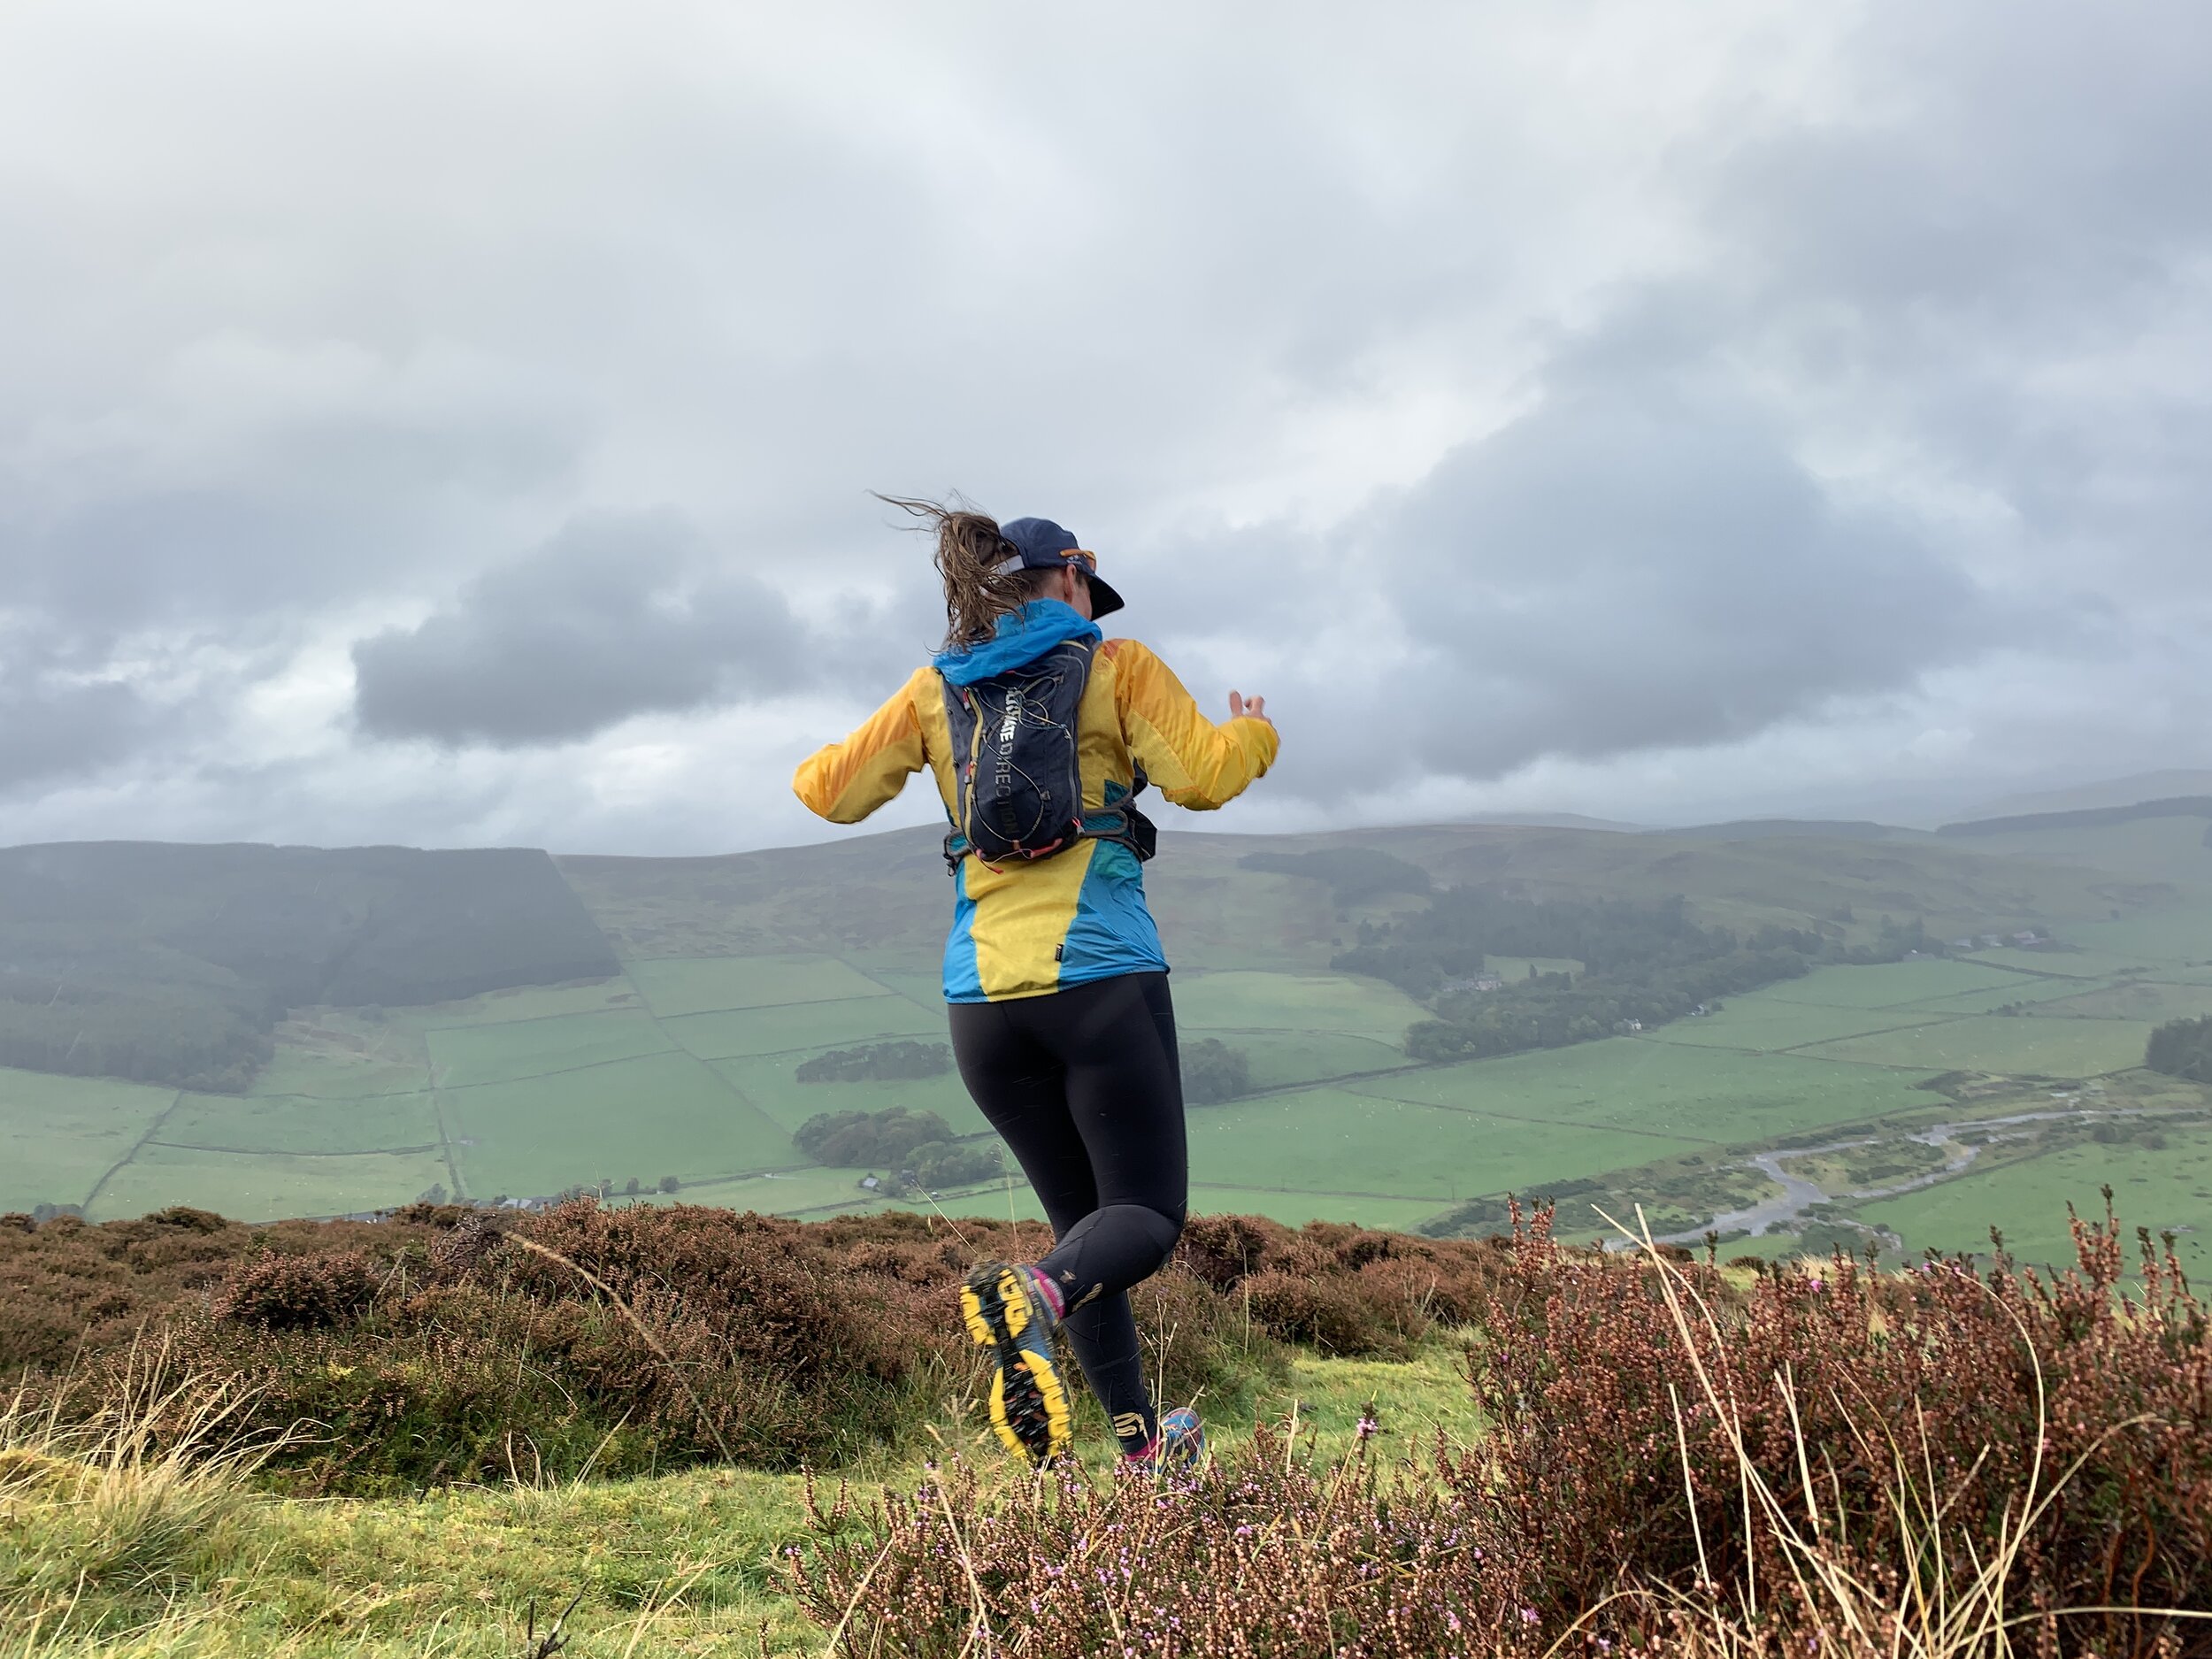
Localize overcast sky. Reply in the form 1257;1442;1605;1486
3;0;2208;854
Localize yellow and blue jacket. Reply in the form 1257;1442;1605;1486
793;601;1279;1002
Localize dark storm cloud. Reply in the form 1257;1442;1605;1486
350;511;814;747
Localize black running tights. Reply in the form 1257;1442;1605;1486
948;971;1187;1454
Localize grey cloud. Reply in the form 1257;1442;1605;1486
350;511;811;747
1159;367;2020;808
2;0;2210;852
0;637;171;791
1715;5;2212;325
1383;389;1999;778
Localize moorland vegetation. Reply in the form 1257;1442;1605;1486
2;1197;2203;1655
800;1199;2208;1657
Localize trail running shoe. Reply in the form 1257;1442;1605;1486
960;1262;1071;1466
1122;1406;1206;1477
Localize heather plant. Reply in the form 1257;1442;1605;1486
19;1204;1479;1493
793;1200;2211;1657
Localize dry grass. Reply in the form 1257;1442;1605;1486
1;1340;295;1652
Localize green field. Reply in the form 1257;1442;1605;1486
405;978;644;1025
1187;1084;1698;1206
426;1008;675;1087
1798;1016;2154;1078
625;955;892;1017
2066;900;2212;963
1173;970;1429;1036
2037;981;2212;1023
710;1051;990;1136
85;1142;454;1223
0;1070;177;1216
661;996;945;1059
18;811;2212;1261
1909;978;2107;1015
1641;996;1954;1054
157;1091;443;1156
1857;1118;2212;1271
1757;958;2038;1009
1353;1040;1936;1143
445;1049;803;1199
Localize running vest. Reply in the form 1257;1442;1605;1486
940;637;1156;872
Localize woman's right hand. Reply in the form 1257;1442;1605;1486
1228;691;1271;726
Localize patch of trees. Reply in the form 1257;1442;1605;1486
795;1040;952;1084
2146;1017;2212;1084
906;1141;1002;1191
1182;1038;1253;1105
792;1106;1002;1190
0;842;618;1092
1237;849;1432;905
1336;889;1831;999
1332;887;1850;1064
795;1107;956;1167
1403;947;1816;1063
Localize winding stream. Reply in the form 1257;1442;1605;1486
1641;1105;2177;1248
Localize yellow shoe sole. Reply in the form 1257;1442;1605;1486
961;1263;1071;1465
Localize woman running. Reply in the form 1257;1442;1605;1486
792;501;1277;1471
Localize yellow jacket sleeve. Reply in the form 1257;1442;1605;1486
792;667;932;823
1109;640;1279;810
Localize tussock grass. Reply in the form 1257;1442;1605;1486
0;1329;1462;1655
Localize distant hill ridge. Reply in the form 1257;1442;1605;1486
0;841;618;1091
1939;795;2212;838
1;815;2172;1098
1656;818;1913;843
1958;769;2212;821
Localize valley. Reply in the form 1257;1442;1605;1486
5;803;2210;1270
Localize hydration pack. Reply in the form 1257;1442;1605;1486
940;638;1156;873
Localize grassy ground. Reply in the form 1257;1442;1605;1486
444;1051;803;1201
155;1092;443;1156
86;1144;455;1225
1856;1115;2212;1271
1795;1014;2154;1076
0;1072;177;1216
0;1342;1482;1657
1187;1084;1701;1208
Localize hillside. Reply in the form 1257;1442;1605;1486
3;1197;2200;1655
4;818;2209;1271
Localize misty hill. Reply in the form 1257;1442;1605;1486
0;814;2188;1102
1956;769;2212;823
0;842;616;1090
558;815;2162;972
1658;818;1920;843
1939;795;2212;837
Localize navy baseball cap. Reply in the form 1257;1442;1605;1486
998;517;1125;618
